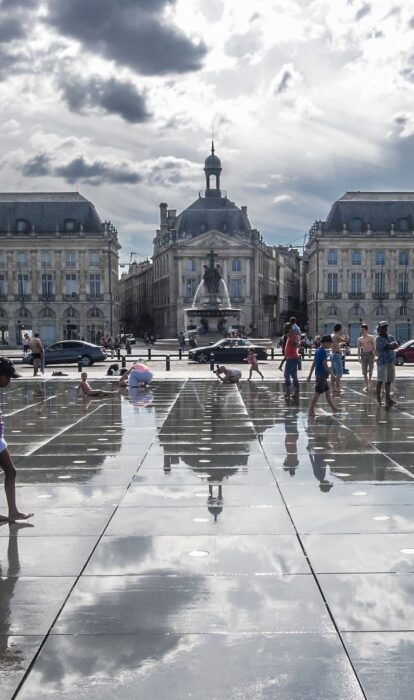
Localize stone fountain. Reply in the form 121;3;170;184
185;250;241;336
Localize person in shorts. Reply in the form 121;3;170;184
307;335;339;417
330;323;348;394
357;323;375;392
0;358;33;522
375;321;399;406
247;347;264;381
120;360;153;388
29;333;43;377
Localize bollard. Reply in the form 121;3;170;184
178;348;182;360
117;348;121;361
148;347;152;360
166;355;170;371
209;354;215;371
271;347;274;360
121;355;126;369
77;356;82;373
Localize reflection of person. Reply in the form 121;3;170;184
77;373;117;397
120;361;153;388
376;321;398;407
0;358;33;522
247;347;264;381
307;335;339;417
127;386;154;409
283;411;299;476
213;365;241;384
29;333;43;377
357;323;375;392
330;323;348;394
0;523;32;663
22;333;30;356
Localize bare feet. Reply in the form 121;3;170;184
7;511;34;523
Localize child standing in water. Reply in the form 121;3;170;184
247;347;264;380
0;358;33;522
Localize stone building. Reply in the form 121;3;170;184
147;145;300;338
119;258;153;335
305;192;414;344
0;193;120;346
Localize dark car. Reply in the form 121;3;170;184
23;340;107;367
189;338;268;363
396;339;414;365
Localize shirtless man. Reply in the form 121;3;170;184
213;365;241;384
29;333;43;377
330;323;348;394
357;323;375;392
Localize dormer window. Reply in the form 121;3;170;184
351;218;362;232
16;219;28;233
64;219;76;233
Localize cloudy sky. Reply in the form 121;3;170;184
1;0;414;258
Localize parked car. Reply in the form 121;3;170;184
189;338;268;363
395;339;414;365
23;340;107;367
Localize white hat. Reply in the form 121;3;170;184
378;321;388;327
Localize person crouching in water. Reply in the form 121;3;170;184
307;335;339;417
213;365;241;384
120;360;153;388
0;358;33;522
247;347;264;381
77;372;118;397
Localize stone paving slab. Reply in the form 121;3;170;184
1;377;414;697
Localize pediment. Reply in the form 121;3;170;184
177;230;252;251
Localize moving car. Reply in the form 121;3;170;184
23;340;107;367
189;338;268;363
395;339;414;365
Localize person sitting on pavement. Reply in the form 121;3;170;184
213;365;242;384
120;360;153;388
77;372;117;397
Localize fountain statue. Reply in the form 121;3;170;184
185;250;241;337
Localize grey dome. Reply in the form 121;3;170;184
175;195;252;238
204;153;221;169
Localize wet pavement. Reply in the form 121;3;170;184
1;379;414;698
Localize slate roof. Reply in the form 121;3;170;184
324;192;414;231
175;195;252;237
0;192;104;234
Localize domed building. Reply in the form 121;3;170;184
150;144;281;337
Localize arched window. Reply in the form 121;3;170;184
88;307;103;319
351;305;364;317
64;306;78;319
375;305;387;317
39;307;55;318
17;307;30;318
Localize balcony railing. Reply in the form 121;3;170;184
62;293;79;301
86;294;104;302
39;294;55;302
396;291;413;299
324;292;341;299
348;292;365;299
372;291;389;299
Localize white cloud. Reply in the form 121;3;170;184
272;194;293;205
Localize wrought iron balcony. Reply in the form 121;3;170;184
348;292;365;299
396;291;413;299
324;292;341;299
372;291;389;299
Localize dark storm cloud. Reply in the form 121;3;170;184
22;153;52;176
59;74;151;123
19;152;142;185
355;3;371;21
46;0;207;75
55;157;142;185
1;0;40;8
0;16;26;43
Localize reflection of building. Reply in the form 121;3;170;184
0;193;120;346
306;192;414;344
119;145;303;338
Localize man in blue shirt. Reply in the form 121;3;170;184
307;335;339;417
375;321;399;406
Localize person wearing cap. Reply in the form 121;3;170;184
0;358;33;522
306;335;339;417
357;323;376;392
375;322;399;406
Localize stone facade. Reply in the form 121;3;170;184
0;193;120;346
119;259;153;335
305;192;414;344
119;146;302;339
